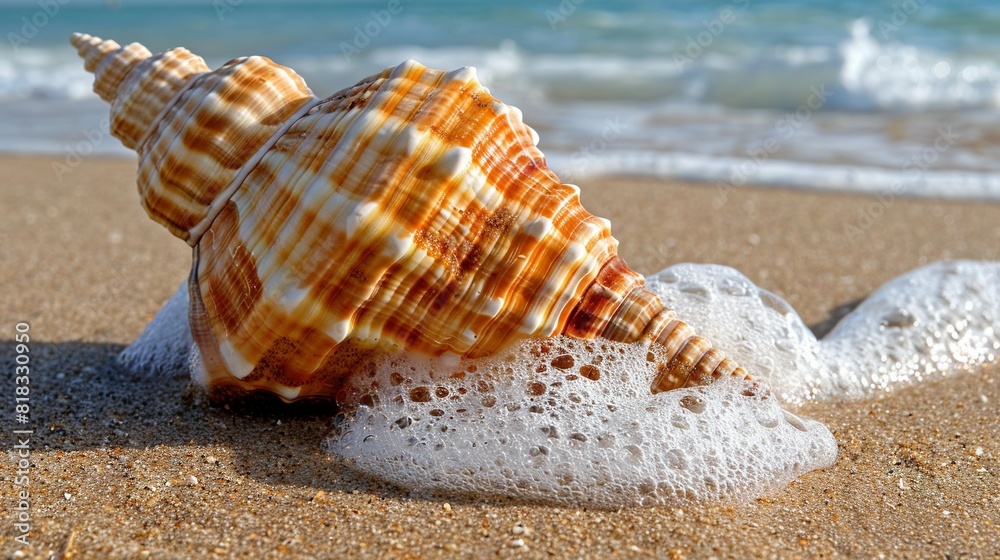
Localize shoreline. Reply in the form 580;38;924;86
1;155;998;558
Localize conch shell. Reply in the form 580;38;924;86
71;33;748;402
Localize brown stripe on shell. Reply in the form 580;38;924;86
136;56;313;241
564;256;640;339
197;201;264;338
112;47;210;150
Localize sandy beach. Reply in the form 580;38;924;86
1;154;998;559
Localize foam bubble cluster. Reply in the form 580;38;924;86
122;260;999;507
650;260;1000;406
327;338;836;507
820;260;1000;397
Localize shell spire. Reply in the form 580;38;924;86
70;33;210;151
71;33;315;243
70;33;148;103
74;34;749;403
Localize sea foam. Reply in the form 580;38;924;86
121;260;999;507
651;260;1000;406
325;260;998;506
327;338;837;507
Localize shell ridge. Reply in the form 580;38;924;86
133;62;207;155
448;136;555;349
112;47;211;151
241;129;339;274
316;84;415;193
232;111;365;299
242;68;448;350
185;94;322;246
131;54;313;240
391;72;558;351
188;243;232;388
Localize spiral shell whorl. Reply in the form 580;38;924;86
568;264;747;392
72;34;316;242
109;46;209;150
72;34;749;402
70;33;210;150
134;55;314;242
70;33;151;104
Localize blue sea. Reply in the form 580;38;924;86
4;0;1000;198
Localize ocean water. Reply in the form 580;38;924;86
4;0;1000;198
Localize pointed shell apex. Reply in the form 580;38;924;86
70;33;153;103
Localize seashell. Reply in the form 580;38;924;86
71;32;749;402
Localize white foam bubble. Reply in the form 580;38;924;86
326;338;837;507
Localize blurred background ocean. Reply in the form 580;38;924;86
3;0;1000;199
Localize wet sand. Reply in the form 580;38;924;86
1;155;998;559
